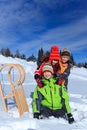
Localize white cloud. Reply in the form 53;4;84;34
35;16;87;51
0;0;87;60
14;15;87;57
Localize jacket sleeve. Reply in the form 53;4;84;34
61;85;71;114
33;87;43;113
59;66;70;80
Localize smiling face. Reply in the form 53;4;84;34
43;71;52;79
61;55;70;63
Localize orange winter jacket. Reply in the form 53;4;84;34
58;60;71;87
59;61;68;73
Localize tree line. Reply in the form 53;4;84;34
0;48;36;62
0;47;87;68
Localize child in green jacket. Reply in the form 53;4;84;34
33;63;74;124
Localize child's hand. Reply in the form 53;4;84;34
34;113;40;119
34;74;43;88
67;113;75;124
57;79;63;85
36;78;43;88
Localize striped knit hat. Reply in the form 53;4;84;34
49;46;60;61
42;63;53;73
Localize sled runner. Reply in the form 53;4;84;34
0;64;29;116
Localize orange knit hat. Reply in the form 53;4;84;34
49;46;60;62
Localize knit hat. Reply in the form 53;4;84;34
49;46;60;61
61;49;70;57
42;63;53;73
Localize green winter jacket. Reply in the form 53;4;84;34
33;77;71;114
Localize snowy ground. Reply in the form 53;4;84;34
0;55;87;130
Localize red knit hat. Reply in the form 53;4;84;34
49;46;60;61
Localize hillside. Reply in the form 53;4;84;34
0;55;87;130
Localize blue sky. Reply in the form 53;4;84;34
0;0;87;63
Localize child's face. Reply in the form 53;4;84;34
61;56;70;63
43;71;52;79
52;60;58;65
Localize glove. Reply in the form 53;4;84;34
57;79;63;85
36;78;43;88
34;113;40;119
67;113;75;124
56;74;63;85
34;74;43;88
34;74;41;80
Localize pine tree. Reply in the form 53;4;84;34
27;54;36;62
37;48;44;67
14;50;20;58
20;54;26;60
5;48;11;57
0;48;6;56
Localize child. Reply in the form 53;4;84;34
49;45;60;74
58;49;72;90
34;46;60;88
33;63;74;124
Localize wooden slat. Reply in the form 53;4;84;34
13;87;29;116
4;93;14;99
0;83;8;112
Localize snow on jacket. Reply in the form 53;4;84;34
33;77;71;114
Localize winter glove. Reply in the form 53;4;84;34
54;74;63;85
34;74;41;80
34;113;40;119
57;79;63;85
67;113;75;124
34;74;43;88
36;78;43;88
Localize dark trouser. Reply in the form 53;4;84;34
40;106;66;118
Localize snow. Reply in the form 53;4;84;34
0;54;87;130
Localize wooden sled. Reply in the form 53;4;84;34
0;64;29;116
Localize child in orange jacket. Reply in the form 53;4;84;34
58;49;72;90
